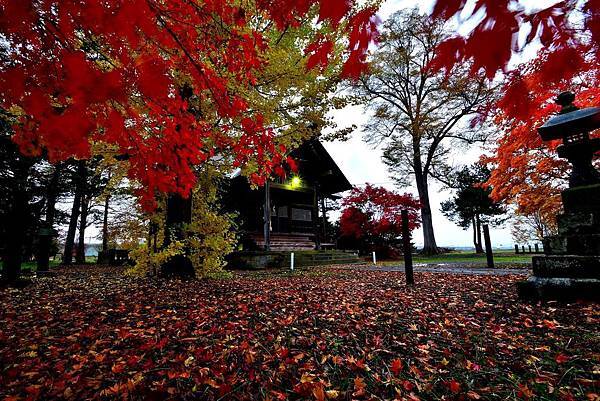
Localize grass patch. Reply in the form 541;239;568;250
414;251;533;264
372;251;534;266
1;256;97;273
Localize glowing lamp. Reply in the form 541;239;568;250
290;176;302;188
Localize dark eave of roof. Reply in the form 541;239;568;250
291;138;352;195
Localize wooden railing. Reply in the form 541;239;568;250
514;244;543;254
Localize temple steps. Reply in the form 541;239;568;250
228;249;361;269
251;233;316;251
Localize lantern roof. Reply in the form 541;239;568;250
538;92;600;141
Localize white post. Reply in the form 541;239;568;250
290;252;295;271
372;251;376;265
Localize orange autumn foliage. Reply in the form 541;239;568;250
429;0;599;222
483;53;599;220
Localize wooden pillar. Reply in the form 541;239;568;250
286;204;291;234
483;224;494;269
313;187;321;250
263;181;271;251
401;209;414;285
321;196;327;240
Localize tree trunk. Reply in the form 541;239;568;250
414;168;439;255
102;194;110;252
475;214;484;253
472;217;479;251
75;195;89;264
3;183;27;283
62;194;80;264
161;192;194;277
37;165;61;272
63;160;85;265
101;171;112;253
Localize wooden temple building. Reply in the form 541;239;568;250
228;138;352;252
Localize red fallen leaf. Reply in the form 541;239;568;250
312;384;326;401
156;337;169;349
542;320;558;330
372;334;383;347
117;328;131;339
407;393;421;401
555;353;570;364
354;358;366;370
448;379;461;393
5;367;20;379
126;355;140;366
390;358;403;376
402;380;414;391
409;365;423;378
111;363;126;374
331;355;343;365
561;391;577;401
104;383;123;396
353;377;366;397
517;383;535;399
25;385;41;397
80;327;96;338
202;377;219;388
269;390;287;401
465;360;481;371
279;347;289;356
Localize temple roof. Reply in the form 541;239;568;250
230;138;353;196
290;138;352;195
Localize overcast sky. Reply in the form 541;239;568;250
322;0;519;248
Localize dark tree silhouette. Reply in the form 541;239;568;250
441;164;507;253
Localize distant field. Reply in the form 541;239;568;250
373;251;535;266
416;251;533;264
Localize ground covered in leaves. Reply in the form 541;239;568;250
0;266;598;401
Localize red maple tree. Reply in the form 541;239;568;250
0;0;378;209
339;184;420;255
430;1;598;81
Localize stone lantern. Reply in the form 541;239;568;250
518;91;600;300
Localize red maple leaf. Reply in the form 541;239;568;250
390;358;403;376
